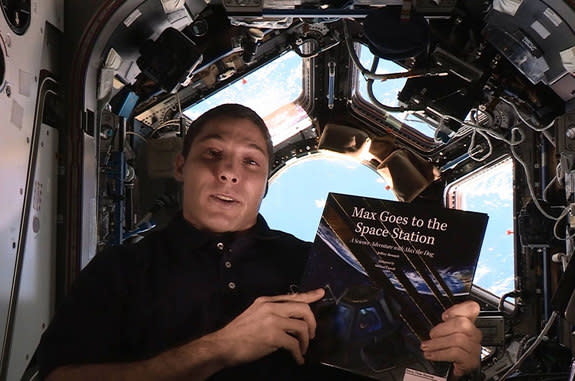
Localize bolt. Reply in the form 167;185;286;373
567;127;575;139
6;85;11;97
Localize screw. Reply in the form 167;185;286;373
6;85;11;97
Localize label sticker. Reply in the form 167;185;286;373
123;9;142;28
543;7;562;27
403;368;447;381
531;20;551;40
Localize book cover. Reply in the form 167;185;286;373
300;192;489;381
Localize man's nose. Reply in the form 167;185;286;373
217;158;238;184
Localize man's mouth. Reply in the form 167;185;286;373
213;194;238;203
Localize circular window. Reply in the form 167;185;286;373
1;0;31;35
260;152;396;242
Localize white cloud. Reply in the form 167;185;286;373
487;276;515;296
315;199;326;208
458;161;513;201
473;265;491;282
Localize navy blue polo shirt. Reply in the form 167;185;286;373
37;213;315;379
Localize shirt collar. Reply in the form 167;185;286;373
165;212;281;253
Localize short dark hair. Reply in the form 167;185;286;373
182;104;274;171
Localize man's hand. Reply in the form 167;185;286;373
420;300;482;377
208;288;325;367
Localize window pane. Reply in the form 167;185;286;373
355;45;437;138
446;158;515;297
260;153;396;242
183;51;310;145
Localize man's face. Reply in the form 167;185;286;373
175;117;270;233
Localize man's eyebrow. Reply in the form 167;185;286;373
196;133;224;144
197;133;267;156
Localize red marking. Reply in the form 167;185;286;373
506;230;514;235
385;185;391;191
242;78;247;85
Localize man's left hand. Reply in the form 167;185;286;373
420;300;482;377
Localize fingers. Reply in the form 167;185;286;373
277;331;306;365
422;311;483;376
429;316;482;342
421;335;481;376
268;304;315;341
255;288;324;340
441;300;480;322
259;288;325;304
218;289;324;366
280;315;311;355
423;345;480;376
260;289;324;361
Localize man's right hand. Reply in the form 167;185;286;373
207;288;325;366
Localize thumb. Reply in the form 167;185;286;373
442;300;480;322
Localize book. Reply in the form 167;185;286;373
300;192;489;381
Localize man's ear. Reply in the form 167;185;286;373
174;153;185;182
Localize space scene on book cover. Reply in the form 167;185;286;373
300;193;488;380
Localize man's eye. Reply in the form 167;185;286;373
245;158;259;166
207;149;221;158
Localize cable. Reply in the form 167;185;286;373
342;19;445;84
125;131;148;143
552;207;573;241
433;107;566;222
366;56;412;112
149;123;180;138
344;22;560;221
509;134;565;221
447;109;523;146
175;91;185;137
498;290;520;312
468;128;493;162
500;311;558;380
291;36;321;58
436;108;561;221
542;175;558;202
499;97;556;132
466;110;494;161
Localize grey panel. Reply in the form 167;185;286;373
6;124;59;380
0;0;63;374
81;133;98;268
